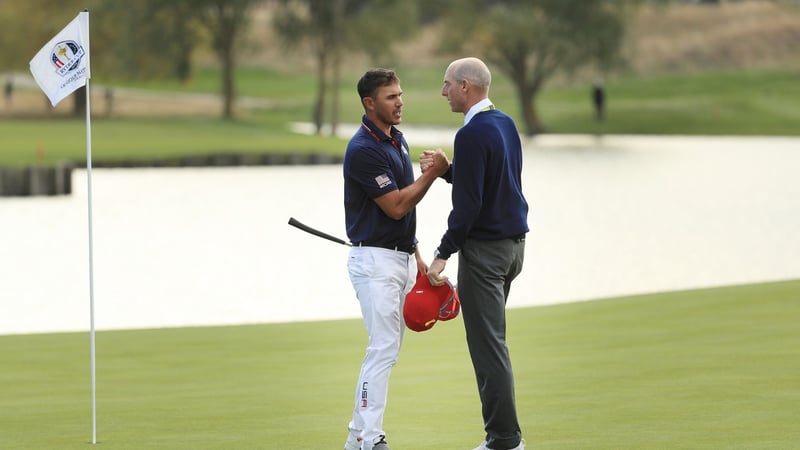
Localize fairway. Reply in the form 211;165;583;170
1;279;798;449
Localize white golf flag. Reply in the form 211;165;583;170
29;12;91;107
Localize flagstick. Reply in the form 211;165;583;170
28;9;96;446
84;77;97;445
76;11;98;445
81;10;97;444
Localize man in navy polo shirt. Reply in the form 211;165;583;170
342;68;448;450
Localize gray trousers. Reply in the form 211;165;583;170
458;237;525;450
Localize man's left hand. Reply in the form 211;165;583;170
427;258;448;286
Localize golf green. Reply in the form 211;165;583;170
1;279;797;449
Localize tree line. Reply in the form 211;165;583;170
0;0;642;135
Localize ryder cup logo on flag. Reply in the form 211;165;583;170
29;12;90;107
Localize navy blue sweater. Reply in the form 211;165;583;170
437;109;529;259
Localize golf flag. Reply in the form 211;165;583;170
31;10;100;445
29;12;90;107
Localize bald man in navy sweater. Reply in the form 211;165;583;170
422;57;529;450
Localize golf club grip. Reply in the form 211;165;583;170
288;217;351;247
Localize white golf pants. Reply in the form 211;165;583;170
346;246;416;449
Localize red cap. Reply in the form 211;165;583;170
403;273;460;332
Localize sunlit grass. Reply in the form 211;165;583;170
1;279;798;449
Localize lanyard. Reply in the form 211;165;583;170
361;122;401;151
361;122;410;181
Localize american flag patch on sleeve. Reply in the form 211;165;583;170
375;174;392;188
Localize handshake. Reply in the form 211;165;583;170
419;149;450;176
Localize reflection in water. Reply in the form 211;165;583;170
1;135;798;334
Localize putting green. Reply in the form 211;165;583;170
1;279;797;449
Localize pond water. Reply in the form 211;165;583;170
1;133;798;335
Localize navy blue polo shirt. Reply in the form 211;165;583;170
343;116;417;247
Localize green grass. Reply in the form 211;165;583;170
1;66;800;165
539;70;800;135
1;279;798;449
0;117;347;165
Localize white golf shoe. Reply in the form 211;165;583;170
371;435;391;450
345;434;391;450
472;439;525;450
344;434;362;450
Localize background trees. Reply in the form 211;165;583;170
0;0;257;119
0;0;648;130
194;0;258;119
272;0;417;135
439;0;630;135
94;0;257;119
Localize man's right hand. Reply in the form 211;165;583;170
420;149;450;176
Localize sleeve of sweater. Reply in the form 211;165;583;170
436;126;486;259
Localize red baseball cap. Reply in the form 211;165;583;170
403;272;460;332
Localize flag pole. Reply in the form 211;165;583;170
28;9;96;442
82;9;97;445
86;78;97;446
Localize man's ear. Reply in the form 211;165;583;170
362;96;374;111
